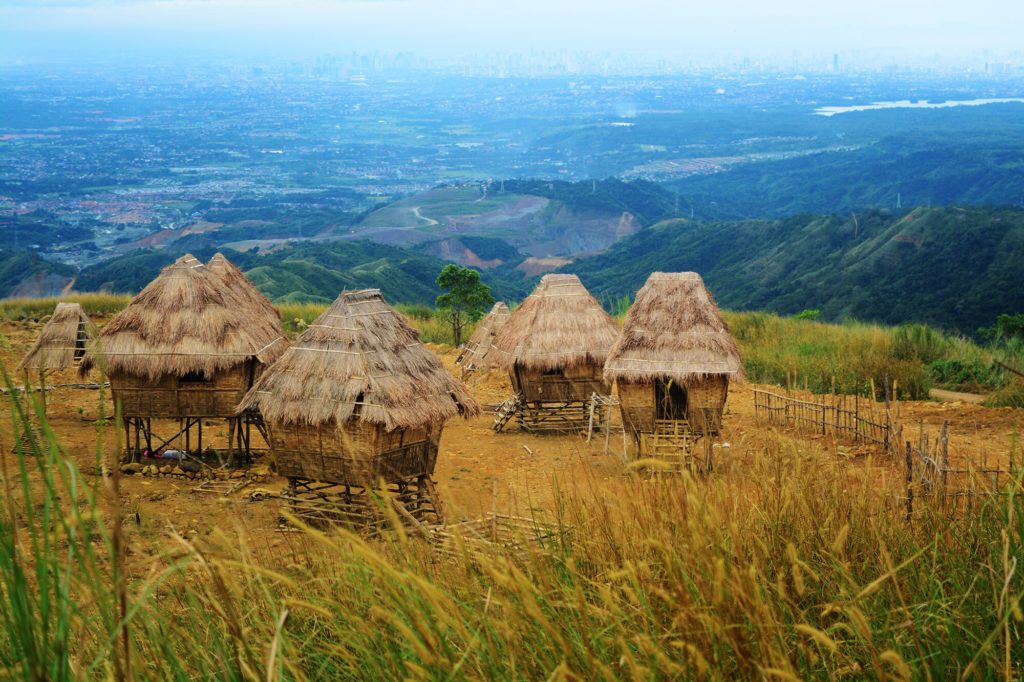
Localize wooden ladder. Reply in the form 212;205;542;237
641;420;698;470
492;393;523;433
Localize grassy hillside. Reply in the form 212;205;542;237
10;293;1019;403
570;206;1024;335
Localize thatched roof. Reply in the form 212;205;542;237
206;253;282;322
457;302;510;370
238;289;480;431
81;254;288;379
18;303;98;372
604;272;743;384
490;274;619;372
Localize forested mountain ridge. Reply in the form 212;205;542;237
71;240;530;306
5;204;1022;337
568;205;1024;334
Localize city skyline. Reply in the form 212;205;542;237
2;0;1023;70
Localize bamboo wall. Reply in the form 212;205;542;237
512;362;608;403
110;362;254;419
617;375;729;440
270;420;441;486
688;375;728;435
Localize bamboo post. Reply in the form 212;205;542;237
587;398;596;443
621;421;629;463
884;376;891;453
854;394;859;444
226;418;236;468
893;379;900;423
133;418;140;459
941;421;949;505
604;404;612;455
905;441;913;521
38;365;47;414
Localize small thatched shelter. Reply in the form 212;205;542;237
238;288;479;491
456;302;510;373
604;272;743;451
18;302;98;375
490;274;618;431
83;253;288;459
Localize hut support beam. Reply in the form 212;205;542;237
281;475;445;534
226;419;236;468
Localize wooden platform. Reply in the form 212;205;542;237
280;475;444;536
430;513;568;559
517;400;591;433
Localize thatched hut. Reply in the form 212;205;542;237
82;254;288;459
238;289;478;521
604;272;743;455
490;274;618;432
456;301;510;373
206;252;282;322
19;302;98;375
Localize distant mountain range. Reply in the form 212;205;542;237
664;132;1024;220
568;206;1024;334
2;183;1022;336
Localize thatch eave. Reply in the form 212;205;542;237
490;274;618;373
238;288;480;433
81;253;289;380
603;272;745;385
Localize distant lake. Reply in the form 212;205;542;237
814;98;1024;116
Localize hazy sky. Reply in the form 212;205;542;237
2;0;1022;65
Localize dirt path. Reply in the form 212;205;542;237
929;388;987;404
411;206;439;226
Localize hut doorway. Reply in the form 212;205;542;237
655;380;688;421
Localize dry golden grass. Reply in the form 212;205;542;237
3;390;1020;679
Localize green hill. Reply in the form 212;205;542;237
568;206;1024;335
75;240;530;305
0;247;75;298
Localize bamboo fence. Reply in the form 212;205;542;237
753;384;1018;514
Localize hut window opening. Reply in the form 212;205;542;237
655;380;688;421
180;370;212;384
352;392;365;417
542;368;564;378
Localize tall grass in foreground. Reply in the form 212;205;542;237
1;386;1022;679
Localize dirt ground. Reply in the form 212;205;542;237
1;316;1021;570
